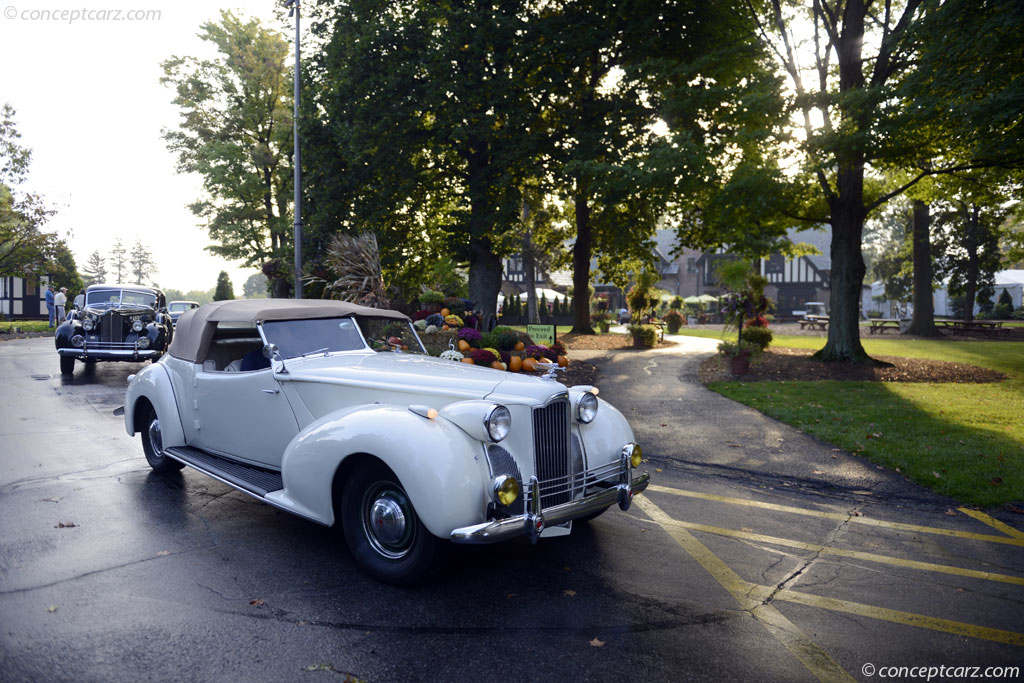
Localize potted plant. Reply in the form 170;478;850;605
718;340;758;375
663;310;684;334
418;289;445;313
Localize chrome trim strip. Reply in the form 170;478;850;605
58;348;161;359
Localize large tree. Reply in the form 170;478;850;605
130;238;157;285
162;11;294;298
109;238;127;283
81;250;107;287
305;0;536;321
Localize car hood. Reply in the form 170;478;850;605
281;352;568;404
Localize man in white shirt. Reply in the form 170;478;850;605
73;289;85;310
54;287;67;324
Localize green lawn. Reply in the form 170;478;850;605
0;320;53;334
686;328;1024;507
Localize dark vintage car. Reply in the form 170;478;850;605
167;300;201;327
56;284;172;374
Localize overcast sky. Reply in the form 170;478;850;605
1;1;290;294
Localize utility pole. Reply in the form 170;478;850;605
286;0;302;298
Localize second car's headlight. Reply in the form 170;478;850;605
576;392;599;423
132;320;144;332
82;318;94;331
484;405;511;442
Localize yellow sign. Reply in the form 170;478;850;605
527;324;555;347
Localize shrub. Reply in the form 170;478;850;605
717;340;759;357
741;326;773;350
1011;308;1024;320
663;310;684;334
669;295;683;311
627;323;658;348
993;303;1013;320
418;289;445;305
997;288;1013;312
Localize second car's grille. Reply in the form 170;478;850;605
532;396;571;507
99;313;124;343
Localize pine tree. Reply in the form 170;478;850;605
81;250;107;287
110;239;127;283
213;271;235;301
130;238;157;285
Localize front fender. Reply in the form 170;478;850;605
124;362;186;449
572;391;635;468
269;405;491;535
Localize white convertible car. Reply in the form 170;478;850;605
124;299;648;584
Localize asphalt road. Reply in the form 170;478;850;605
1;336;1021;682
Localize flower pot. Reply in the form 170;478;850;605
730;350;752;375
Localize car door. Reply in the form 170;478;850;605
192;368;299;469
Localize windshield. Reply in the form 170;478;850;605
168;302;195;312
259;317;424;359
86;289;157;309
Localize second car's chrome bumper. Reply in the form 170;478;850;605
57;347;162;361
450;448;650;545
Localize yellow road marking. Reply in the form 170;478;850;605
651;516;1024;586
636;497;1024;651
634;496;856;683
958;507;1024;541
647;485;1024;547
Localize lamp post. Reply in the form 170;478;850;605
285;0;302;299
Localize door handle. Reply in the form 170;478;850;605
261;388;280;394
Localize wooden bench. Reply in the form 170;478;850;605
798;316;828;331
868;319;901;334
936;319;1008;337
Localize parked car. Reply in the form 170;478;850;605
167;300;201;327
56;284;172;375
124;299;649;584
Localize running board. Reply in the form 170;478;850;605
164;446;283;497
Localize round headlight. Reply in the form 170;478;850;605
492;475;520;506
576;391;599;423
484;404;511;442
71;335;85;348
132;319;144;332
82;318;94;331
136;337;151;349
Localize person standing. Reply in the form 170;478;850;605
54;287;67;325
73;289;85;310
45;285;55;327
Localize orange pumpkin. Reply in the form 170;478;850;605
457;339;470;352
514;341;525;351
490;361;504;370
442;324;449;330
440;307;450;317
522;357;537;372
461;357;474;364
508;355;522;372
557;355;568;367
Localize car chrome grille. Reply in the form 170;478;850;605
99;313;124;343
532;396;571;508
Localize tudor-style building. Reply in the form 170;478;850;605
0;275;49;320
759;228;832;317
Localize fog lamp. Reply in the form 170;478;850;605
629;444;643;468
492;475;520;506
132;320;144;332
71;335;85;348
136;337;151;349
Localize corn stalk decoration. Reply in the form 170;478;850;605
307;232;389;308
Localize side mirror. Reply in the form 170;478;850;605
263;343;287;374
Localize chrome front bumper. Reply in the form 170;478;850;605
57;347;162;361
451;446;650;544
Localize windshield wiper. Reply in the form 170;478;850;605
300;347;330;358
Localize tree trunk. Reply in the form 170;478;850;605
905;200;939;336
468;237;502;329
570;191;595;334
963;205;979;322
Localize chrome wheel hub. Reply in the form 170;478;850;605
362;484;415;560
148;418;163;455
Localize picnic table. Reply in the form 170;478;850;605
868;318;901;334
798;315;829;331
935;319;1008;336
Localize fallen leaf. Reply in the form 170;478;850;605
741;527;753;533
303;664;334;672
41;497;61;503
932;471;942;479
812;470;825;475
249;599;265;607
46;605;58;613
589;637;605;647
850;510;864;517
945;508;958;516
563;589;576;597
156;550;171;557
660;423;667;427
990;477;1003;486
655;468;662;473
54;522;77;529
